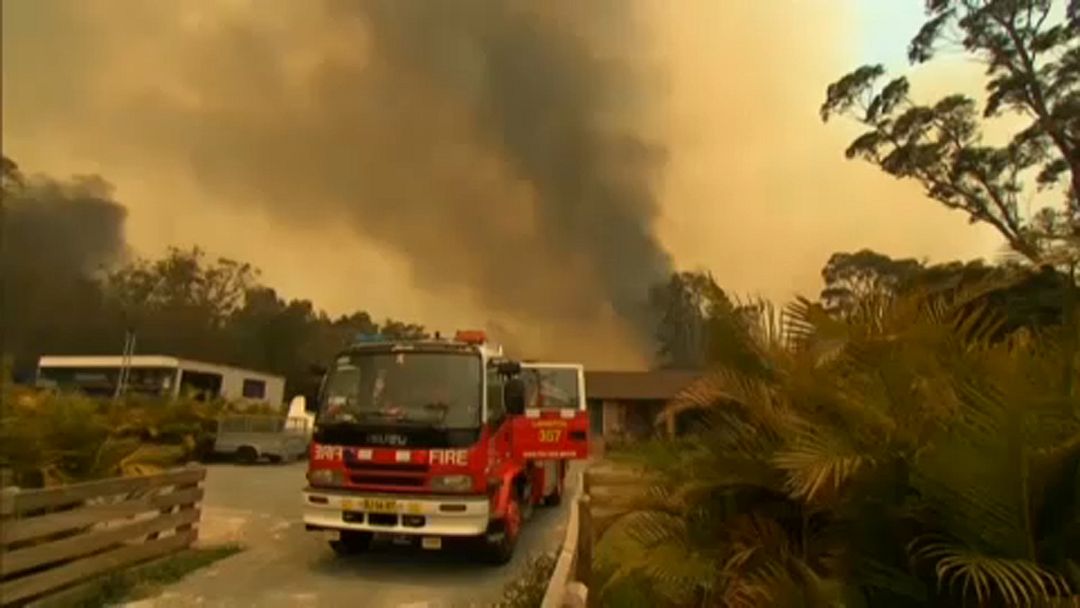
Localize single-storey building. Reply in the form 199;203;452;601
35;355;286;406
585;370;703;441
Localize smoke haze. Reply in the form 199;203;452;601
5;173;128;276
2;0;1002;368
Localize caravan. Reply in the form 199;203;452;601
35;355;285;405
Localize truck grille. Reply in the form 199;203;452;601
349;474;425;487
345;462;428;473
345;461;429;489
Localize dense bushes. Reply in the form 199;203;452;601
0;384;271;488
597;278;1080;607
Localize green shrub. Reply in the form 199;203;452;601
0;385;257;487
600;287;1080;607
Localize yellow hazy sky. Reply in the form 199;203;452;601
2;1;1003;366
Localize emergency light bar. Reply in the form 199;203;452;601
454;330;487;345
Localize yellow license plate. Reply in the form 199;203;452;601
362;498;399;513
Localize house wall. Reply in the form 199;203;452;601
602;400;625;438
587;400;604;434
623;400;663;440
583;398;667;441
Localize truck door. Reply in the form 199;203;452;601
510;363;589;460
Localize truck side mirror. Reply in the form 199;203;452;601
504;378;526;415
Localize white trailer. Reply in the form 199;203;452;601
35;355;286;406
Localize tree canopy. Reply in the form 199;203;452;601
822;0;1079;266
648;271;733;369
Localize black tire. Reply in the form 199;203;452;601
329;531;373;556
267;454;283;464
236;446;258;464
479;495;522;566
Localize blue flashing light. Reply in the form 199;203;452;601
353;332;385;344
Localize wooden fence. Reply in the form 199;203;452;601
0;466;206;607
540;470;591;608
540;461;657;608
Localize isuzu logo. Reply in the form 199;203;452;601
366;433;408;446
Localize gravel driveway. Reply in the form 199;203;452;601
131;461;578;608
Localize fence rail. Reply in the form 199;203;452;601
540;469;589;608
540;461;658;608
0;465;206;606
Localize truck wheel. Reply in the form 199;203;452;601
330;531;373;556
480;495;522;565
236;446;258;464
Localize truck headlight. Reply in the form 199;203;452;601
307;468;344;487
430;474;473;493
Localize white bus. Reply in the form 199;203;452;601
35;355;285;406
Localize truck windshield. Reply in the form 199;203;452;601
318;351;482;429
521;367;581;410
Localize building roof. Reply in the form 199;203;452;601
585;370;703;401
36;355;283;382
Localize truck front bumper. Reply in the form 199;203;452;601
302;488;491;537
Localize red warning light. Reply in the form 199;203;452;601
454;330;487;345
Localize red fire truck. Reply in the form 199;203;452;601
302;330;589;564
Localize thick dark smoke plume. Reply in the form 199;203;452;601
88;0;673;358
2;167;128;371
5;172;127;276
352;0;674;325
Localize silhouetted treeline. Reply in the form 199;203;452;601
2;156;426;400
647;253;1073;370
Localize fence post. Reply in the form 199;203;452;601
575;493;592;587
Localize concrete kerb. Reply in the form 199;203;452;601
539;469;586;608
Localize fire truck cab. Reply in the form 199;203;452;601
302;331;588;564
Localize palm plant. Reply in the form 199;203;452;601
598;274;1080;607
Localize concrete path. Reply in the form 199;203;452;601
132;461;577;608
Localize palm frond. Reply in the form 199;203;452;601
771;419;872;503
597;510;717;604
910;537;1073;606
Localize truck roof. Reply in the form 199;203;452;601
340;338;504;359
521;362;584;371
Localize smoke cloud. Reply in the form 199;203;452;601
5;173;128;276
6;0;672;363
3;0;1004;367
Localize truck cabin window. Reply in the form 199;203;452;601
319;352;482;429
522;368;580;410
